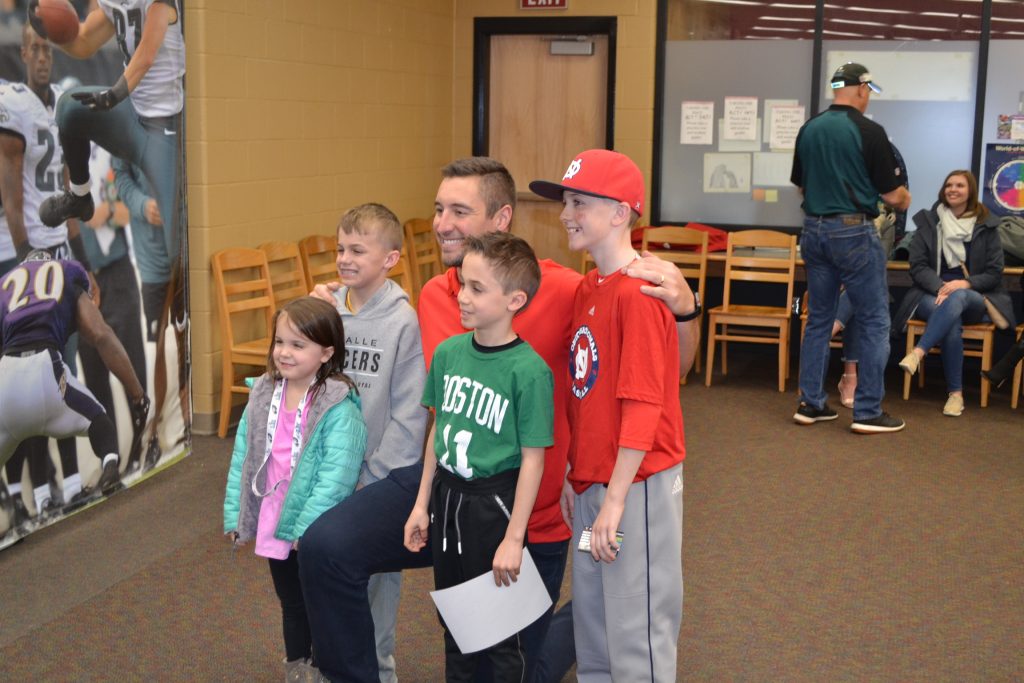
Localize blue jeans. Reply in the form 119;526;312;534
913;289;986;392
299;463;432;683
799;217;891;420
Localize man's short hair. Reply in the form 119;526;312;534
441;157;517;218
337;203;403;251
463;232;540;308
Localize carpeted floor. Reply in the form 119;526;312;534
1;347;1022;681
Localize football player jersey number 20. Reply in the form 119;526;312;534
438;424;474;479
2;261;65;312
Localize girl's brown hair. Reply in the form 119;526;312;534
265;297;355;398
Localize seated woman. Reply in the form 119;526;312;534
893;170;1016;416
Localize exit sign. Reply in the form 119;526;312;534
520;0;567;8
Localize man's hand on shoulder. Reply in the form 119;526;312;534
624;251;696;316
310;281;341;303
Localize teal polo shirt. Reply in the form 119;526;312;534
791;104;902;218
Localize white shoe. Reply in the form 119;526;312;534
943;393;964;417
899;352;920;376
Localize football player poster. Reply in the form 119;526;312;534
0;0;190;548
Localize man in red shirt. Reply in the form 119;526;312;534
302;157;697;683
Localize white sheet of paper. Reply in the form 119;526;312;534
717;119;761;152
762;99;797;142
430;549;552;654
703;152;751;193
768;105;805;150
680;100;714;145
723;96;758;141
753;152;794;187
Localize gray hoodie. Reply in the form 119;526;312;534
333;279;428;484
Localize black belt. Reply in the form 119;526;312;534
811;213;868;225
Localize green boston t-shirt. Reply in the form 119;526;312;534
422;333;554;480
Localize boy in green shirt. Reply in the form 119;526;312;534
404;232;553;681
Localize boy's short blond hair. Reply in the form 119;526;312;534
463;232;541;308
337;203;403;251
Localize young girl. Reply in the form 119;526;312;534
223;297;367;681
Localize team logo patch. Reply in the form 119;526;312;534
569;325;598;399
563;158;582;180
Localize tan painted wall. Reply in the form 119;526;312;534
184;0;454;432
187;0;658;433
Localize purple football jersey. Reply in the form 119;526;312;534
0;259;89;351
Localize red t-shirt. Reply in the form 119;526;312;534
418;260;583;543
566;269;685;494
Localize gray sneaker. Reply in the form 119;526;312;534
851;412;905;434
284;658;321;683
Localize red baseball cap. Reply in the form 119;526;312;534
529;149;645;217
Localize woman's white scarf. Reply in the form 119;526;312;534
936;202;976;270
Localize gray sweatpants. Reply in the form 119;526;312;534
571;463;683;683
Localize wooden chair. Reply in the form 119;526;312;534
705;229;797;392
1012;324;1024;410
640;226;709;383
298;234;337;293
403;218;443;292
388;245;417;303
902;319;995;407
211;248;275;438
258;241;308;306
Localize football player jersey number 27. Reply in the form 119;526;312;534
113;7;143;64
2;261;65;312
438;424;474;479
35;128;56;192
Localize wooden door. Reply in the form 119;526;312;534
488;34;608;269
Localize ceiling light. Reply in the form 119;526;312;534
760;15;815;21
830;18;887;26
844;6;910;13
893;24;948;32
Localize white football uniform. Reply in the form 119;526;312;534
0;82;66;248
0;208;14;263
99;0;185;118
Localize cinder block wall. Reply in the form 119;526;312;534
184;0;455;433
185;0;657;434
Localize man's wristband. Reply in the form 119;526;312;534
674;293;702;322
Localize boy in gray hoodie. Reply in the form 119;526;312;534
329;203;429;683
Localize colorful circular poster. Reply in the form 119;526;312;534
991;158;1024;213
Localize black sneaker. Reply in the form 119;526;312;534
97;459;123;495
39;191;95;227
851;412;906;434
793;402;839;425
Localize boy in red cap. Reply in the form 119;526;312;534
530;150;686;682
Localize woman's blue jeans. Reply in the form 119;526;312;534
913;288;986;393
